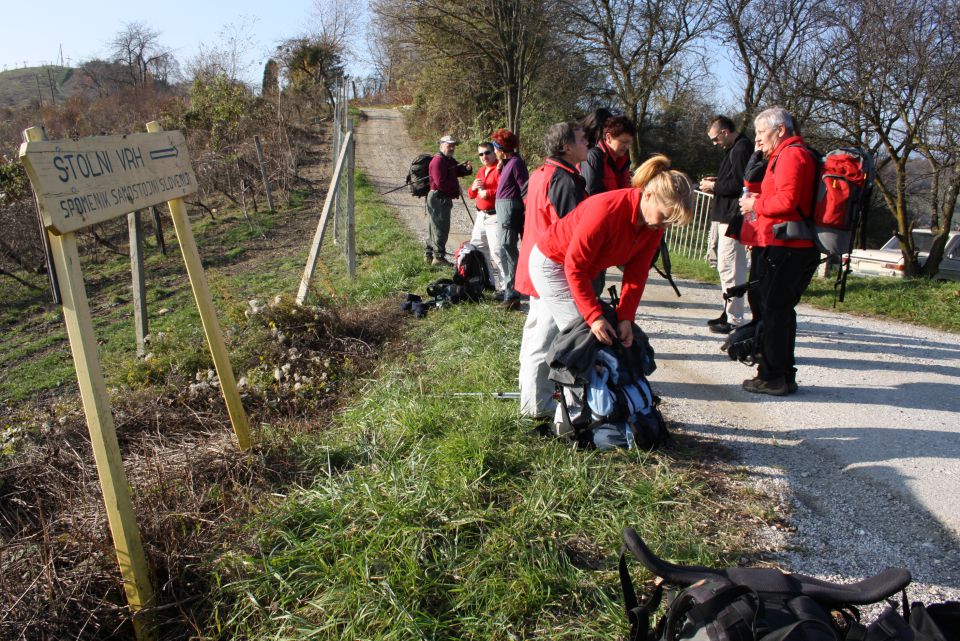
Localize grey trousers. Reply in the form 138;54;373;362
495;198;524;300
425;190;452;258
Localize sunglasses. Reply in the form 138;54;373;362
478;150;493;156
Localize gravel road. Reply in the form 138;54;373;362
356;107;960;608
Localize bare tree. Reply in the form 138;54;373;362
371;0;558;135
713;0;822;129
310;0;363;52
563;0;712;162
184;17;259;82
108;22;177;86
810;0;960;277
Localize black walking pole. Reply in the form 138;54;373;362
380;174;427;196
459;192;475;225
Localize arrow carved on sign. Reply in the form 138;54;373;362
149;146;179;160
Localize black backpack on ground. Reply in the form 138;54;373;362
406;153;434;198
453;242;495;302
864;598;960;641
619;527;913;641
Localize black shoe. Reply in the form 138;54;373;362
493;290;506;301
709;321;734;334
786;379;799;394
498;298;521;311
707;312;727;327
742;376;789;396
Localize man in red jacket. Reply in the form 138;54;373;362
467;141;502;287
738;107;821;396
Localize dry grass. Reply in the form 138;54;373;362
0;298;409;640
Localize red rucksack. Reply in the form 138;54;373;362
771;146;875;303
772;146;875;257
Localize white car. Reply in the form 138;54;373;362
847;229;960;281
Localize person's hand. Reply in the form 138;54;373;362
699;178;715;193
618;320;634;348
739;194;756;214
472;178;482;190
478;189;487;199
590;317;616;345
464;161;473;172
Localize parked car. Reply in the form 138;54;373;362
847;229;960;281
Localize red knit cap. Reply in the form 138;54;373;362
491;128;519;153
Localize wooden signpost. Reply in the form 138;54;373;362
19;123;251;639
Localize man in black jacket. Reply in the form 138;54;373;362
699;116;752;334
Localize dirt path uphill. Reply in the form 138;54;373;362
355;108;474;257
356;106;960;606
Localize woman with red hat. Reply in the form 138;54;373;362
491;128;528;310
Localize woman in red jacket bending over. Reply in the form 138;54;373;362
528;154;694;349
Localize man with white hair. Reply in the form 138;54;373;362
738;107;820;396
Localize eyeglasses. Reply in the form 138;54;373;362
478;150;493;157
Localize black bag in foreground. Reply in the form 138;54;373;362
619;527;912;641
865;598;960;641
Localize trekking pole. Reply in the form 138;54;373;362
459;191;475;225
380;174;427;196
431;392;519;400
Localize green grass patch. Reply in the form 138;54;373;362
208;303;734;640
668;253;721;283
804;274;960;333
202;178;744;640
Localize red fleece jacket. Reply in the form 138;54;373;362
467;164;499;211
754;136;817;248
538;188;662;326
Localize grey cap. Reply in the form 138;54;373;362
438;135;458;145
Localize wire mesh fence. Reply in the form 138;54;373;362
666;190;713;261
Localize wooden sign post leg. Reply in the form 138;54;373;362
48;232;156;640
146;122;251;451
128;210;148;356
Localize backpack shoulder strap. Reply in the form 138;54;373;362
769;143;811;174
545;158;577;175
619;550;664;641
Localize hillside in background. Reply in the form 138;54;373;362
0;66;79;109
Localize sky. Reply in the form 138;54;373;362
0;0;366;86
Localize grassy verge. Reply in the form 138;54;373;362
202;176;752;641
804;274;960;333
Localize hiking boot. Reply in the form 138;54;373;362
742;376;789;396
707;312;727;327
432;256;452;267
498;298;521;311
709;321;734;334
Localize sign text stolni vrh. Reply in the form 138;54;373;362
19;131;198;234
